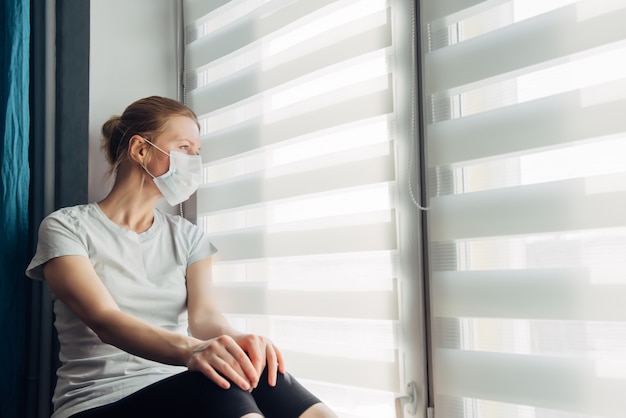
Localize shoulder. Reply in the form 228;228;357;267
41;203;95;230
27;204;94;279
45;203;94;219
155;209;208;243
155;209;218;259
156;208;200;232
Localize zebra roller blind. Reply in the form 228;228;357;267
422;1;626;417
183;0;422;416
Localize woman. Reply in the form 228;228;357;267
26;96;338;418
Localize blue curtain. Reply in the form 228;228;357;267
1;0;30;416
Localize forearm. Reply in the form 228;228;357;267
189;311;243;341
95;309;258;391
93;309;200;367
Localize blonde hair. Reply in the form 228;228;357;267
101;96;199;174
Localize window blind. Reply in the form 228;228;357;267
183;1;418;416
422;1;626;417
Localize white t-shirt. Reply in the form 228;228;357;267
25;203;217;418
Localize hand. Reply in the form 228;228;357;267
186;335;258;391
233;334;285;388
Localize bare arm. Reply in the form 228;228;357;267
186;258;240;340
43;255;256;390
186;257;285;387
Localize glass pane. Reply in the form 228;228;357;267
424;0;626;417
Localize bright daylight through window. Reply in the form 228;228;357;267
183;0;419;417
423;0;626;417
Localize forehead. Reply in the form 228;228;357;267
157;116;201;146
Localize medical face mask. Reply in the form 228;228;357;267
142;139;203;206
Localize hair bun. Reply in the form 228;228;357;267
101;115;123;164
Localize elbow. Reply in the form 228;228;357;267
187;319;201;339
85;310;122;346
188;317;220;340
95;327;115;345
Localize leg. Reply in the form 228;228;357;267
252;368;337;418
70;371;264;418
299;403;338;418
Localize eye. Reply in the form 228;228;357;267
180;143;201;155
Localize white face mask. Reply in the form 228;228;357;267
142;139;203;206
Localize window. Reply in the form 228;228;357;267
422;0;626;417
182;0;424;416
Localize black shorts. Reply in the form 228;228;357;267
70;367;321;418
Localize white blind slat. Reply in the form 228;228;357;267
208;219;398;260
435;349;626;418
430;173;626;241
427;82;626;166
423;0;508;23
283;350;401;392
214;286;399;320
198;151;395;213
432;270;626;320
425;4;626;93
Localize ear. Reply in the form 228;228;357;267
127;135;149;165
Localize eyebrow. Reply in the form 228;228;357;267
175;138;200;145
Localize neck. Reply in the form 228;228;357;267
98;171;162;233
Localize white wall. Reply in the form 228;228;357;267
88;0;179;207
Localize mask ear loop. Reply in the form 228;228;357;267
142;163;157;179
140;137;185;218
142;137;170;156
140;137;169;180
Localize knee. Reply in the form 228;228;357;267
299;403;338;418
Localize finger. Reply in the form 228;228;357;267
201;336;254;391
240;336;265;379
225;339;259;388
213;356;253;391
266;345;278;387
195;362;232;390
